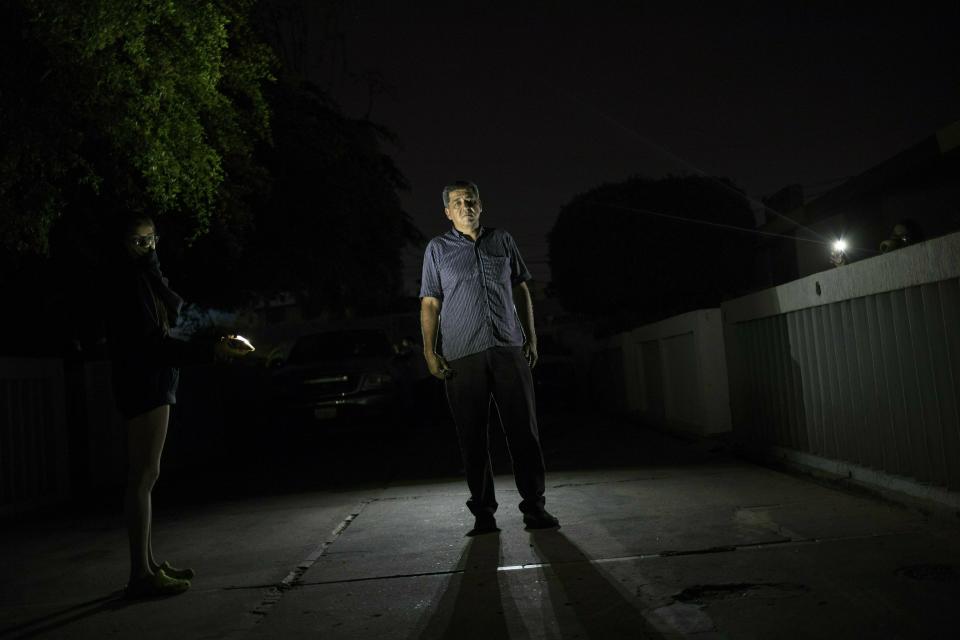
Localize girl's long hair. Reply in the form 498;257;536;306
118;214;170;331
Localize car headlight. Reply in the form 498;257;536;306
360;373;393;390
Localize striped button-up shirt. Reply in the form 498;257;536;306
420;226;532;361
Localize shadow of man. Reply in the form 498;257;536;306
530;530;665;639
413;532;514;640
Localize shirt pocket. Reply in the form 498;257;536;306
482;254;511;285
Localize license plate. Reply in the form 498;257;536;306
314;407;337;420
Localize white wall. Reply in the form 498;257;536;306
612;308;731;435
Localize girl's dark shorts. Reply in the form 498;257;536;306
113;365;180;421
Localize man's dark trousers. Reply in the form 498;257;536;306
445;346;546;517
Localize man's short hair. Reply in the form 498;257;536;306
442;180;480;207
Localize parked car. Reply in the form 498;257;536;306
270;329;403;426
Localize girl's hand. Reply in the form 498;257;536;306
216;335;255;359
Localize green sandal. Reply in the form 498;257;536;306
159;561;196;581
125;571;190;599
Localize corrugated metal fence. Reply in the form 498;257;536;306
0;358;269;514
0;358;69;513
724;232;960;493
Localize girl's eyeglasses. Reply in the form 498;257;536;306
129;234;159;248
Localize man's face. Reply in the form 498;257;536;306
444;189;482;230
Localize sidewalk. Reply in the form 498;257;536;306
2;416;959;639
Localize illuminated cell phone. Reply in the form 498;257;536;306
227;335;255;352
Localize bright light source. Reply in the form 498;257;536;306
228;334;255;352
832;239;848;253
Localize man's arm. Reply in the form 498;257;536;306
420;296;453;379
512;281;538;368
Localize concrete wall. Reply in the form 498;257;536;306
611;309;731;436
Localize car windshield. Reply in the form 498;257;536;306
287;330;393;364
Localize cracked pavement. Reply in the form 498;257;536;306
2;413;959;639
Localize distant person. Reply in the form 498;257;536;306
419;180;559;535
880;220;923;253
829;242;848;267
104;214;253;598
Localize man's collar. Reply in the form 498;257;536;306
449;225;485;241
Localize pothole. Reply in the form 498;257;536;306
674;582;809;603
895;564;958;583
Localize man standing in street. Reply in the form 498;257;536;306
420;180;559;535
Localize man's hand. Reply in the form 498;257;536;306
522;340;538;369
425;351;455;380
512;282;538;369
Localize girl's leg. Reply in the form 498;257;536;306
124;405;170;582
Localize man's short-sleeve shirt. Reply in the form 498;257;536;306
420;227;532;361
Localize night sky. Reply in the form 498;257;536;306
319;2;959;285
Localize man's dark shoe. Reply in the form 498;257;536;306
467;514;499;536
523;510;560;530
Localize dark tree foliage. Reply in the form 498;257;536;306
239;0;421;317
246;79;422;316
0;0;421;355
548;175;756;331
0;0;275;354
0;0;274;256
